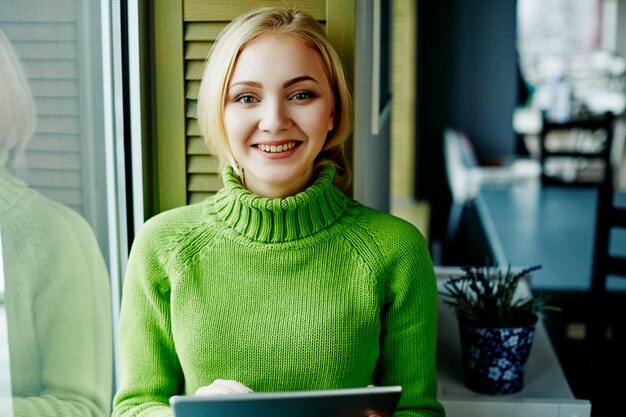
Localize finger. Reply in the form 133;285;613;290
196;385;232;395
195;379;253;395
216;379;253;393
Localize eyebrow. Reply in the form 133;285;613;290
283;75;319;88
229;80;262;89
229;75;320;90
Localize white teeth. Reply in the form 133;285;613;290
258;142;296;153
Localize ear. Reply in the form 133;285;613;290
327;114;334;131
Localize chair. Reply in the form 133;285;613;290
590;169;626;295
587;111;626;293
587;143;626;407
538;112;615;186
443;128;540;241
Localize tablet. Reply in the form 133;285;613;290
170;385;402;417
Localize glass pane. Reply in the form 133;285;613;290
0;1;115;416
517;0;626;118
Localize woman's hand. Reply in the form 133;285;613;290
195;379;253;395
195;381;382;417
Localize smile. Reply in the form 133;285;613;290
257;142;297;153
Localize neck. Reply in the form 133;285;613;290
241;166;314;198
213;164;346;243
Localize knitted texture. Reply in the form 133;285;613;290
0;161;112;417
113;165;443;417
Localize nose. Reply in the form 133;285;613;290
258;98;291;133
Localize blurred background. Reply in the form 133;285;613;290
0;1;624;416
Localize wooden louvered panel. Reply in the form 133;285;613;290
28;85;82;211
153;0;355;213
184;42;214;60
26;152;82;171
2;10;85;216
185;118;201;137
35;98;80;117
183;18;220;204
29;79;79;98
185;101;197;118
185;22;227;40
186;81;200;100
13;41;77;60
29;134;80;152
184;61;204;81
22;60;79;80
37;116;81;135
183;0;326;21
188;174;222;192
0;22;77;41
0;1;76;22
25;169;82;188
182;1;326;205
189;192;216;205
40;188;83;207
188;155;219;173
187;136;212;155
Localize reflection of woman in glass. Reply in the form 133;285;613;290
0;30;112;417
114;7;442;417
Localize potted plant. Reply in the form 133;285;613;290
441;264;552;395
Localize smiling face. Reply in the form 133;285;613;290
223;34;335;198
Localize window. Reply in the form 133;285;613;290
0;1;126;415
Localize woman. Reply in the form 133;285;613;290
0;29;112;417
113;7;443;417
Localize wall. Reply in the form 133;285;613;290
353;1;391;212
415;0;518;242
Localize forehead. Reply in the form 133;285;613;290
229;34;329;86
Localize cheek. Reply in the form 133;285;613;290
300;104;333;137
315;114;334;141
224;107;254;147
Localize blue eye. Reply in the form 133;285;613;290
291;91;314;101
235;94;256;104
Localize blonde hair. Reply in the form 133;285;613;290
0;29;36;169
196;7;353;189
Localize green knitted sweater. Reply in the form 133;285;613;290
113;165;443;417
0;159;112;417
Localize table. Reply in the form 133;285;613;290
475;184;626;291
435;267;591;417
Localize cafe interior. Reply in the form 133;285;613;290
415;1;625;416
0;0;625;416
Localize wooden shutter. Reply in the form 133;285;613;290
153;0;350;213
183;20;227;205
1;0;103;224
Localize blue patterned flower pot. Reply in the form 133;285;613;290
458;317;537;395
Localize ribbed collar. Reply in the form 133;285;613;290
0;154;28;215
211;164;348;243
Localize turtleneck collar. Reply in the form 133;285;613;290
210;164;348;243
0;153;29;215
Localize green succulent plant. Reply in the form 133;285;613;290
441;265;555;327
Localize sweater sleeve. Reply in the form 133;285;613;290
112;219;183;417
11;207;112;417
376;221;445;417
